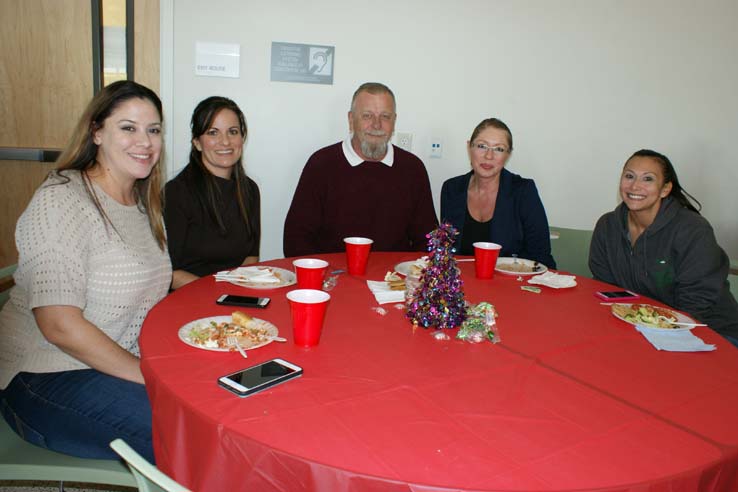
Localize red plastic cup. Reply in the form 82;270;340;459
343;237;373;275
293;258;329;290
473;242;502;279
286;289;331;347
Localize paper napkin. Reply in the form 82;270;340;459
217;267;280;284
366;280;405;305
635;325;716;352
528;271;577;289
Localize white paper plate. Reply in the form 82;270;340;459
394;261;414;276
178;315;279;352
394;259;427;277
495;257;548;276
611;303;696;331
223;266;296;290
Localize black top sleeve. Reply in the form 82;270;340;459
164;166;261;277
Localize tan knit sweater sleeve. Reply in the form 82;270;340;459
0;171;171;388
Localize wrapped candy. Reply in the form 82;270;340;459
432;330;450;341
322;274;339;291
457;302;500;343
371;307;388;316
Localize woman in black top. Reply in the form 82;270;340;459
164;96;260;289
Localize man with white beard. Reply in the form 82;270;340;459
283;82;437;257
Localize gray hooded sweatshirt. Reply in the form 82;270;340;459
589;196;738;339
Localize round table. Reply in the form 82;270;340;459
140;252;738;491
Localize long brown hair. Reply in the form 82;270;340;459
54;80;166;249
187;96;254;235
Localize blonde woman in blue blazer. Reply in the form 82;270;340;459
441;118;555;268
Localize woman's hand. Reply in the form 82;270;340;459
242;256;259;266
33;305;145;384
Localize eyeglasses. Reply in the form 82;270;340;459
471;143;509;155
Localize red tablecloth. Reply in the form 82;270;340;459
140;252;738;492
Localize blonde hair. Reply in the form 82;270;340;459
469;118;513;151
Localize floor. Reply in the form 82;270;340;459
0;482;135;492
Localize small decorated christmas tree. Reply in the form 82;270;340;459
405;222;466;329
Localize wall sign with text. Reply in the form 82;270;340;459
195;42;240;78
270;42;334;85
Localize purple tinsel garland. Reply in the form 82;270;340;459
405;222;467;329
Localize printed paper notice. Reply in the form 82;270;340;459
271;42;334;85
195;42;240;78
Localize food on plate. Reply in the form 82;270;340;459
242;267;281;283
384;271;406;291
394;257;429;277
409;257;428;276
496;261;542;273
232;310;254;327
611;303;678;328
187;311;272;349
223;266;282;284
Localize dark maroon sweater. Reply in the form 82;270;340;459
283;142;438;257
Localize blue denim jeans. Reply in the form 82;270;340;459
0;369;154;463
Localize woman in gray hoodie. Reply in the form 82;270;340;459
589;149;738;346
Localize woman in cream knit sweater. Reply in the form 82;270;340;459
0;81;171;462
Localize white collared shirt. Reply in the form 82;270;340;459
342;137;394;167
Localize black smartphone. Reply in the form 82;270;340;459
216;294;270;308
218;358;303;397
594;290;641;302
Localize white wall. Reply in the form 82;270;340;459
162;0;738;261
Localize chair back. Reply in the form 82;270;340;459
1;417;135;486
550;227;593;278
729;273;738;301
110;439;190;492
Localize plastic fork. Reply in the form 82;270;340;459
658;316;707;327
227;336;248;358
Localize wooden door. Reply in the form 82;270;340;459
0;0;159;270
0;0;93;268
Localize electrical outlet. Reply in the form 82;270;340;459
395;132;413;151
430;138;442;158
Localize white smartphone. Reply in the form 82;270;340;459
594;290;641;302
218;358;303;397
